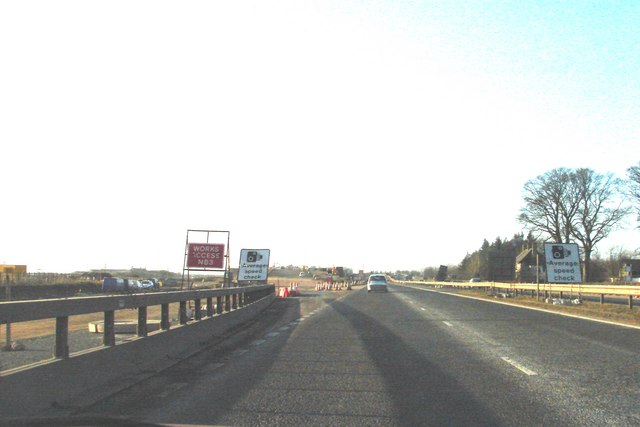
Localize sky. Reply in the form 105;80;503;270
1;1;639;274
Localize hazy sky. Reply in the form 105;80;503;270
1;1;639;274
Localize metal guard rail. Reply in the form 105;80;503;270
0;285;274;359
400;280;640;296
397;280;640;307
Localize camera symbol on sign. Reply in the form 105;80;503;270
552;245;572;259
246;251;263;263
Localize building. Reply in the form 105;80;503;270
620;259;640;283
0;264;27;278
515;248;545;283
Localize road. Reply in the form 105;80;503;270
69;285;640;426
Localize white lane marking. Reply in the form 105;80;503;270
420;307;426;311
266;332;279;337
232;349;248;356
501;357;538;376
405;284;640;331
251;339;266;346
279;326;290;331
443;321;453;327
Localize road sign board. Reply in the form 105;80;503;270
238;249;270;282
544;243;582;283
187;243;225;269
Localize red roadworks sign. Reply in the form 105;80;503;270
187;243;225;269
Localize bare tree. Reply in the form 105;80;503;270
571;168;631;281
627;162;640;225
518;168;579;243
519;168;630;282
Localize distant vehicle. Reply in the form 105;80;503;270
367;274;388;293
139;280;155;289
469;277;482;283
102;277;128;292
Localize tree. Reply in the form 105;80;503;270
571;168;631;281
518;168;579;244
519;167;630;282
627;162;640;225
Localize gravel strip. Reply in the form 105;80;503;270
0;330;129;373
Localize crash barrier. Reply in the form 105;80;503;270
0;285;275;419
0;284;274;359
397;280;640;309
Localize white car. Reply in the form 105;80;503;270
139;280;155;289
367;274;388;292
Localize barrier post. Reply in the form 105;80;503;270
54;316;69;359
2;274;11;351
194;299;202;321
138;306;148;337
161;303;170;330
104;310;115;347
179;301;188;325
206;297;213;317
217;296;223;314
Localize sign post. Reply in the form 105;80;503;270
181;230;231;289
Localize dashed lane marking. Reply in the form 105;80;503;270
501;357;538;376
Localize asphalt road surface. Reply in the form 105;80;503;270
70;285;640;426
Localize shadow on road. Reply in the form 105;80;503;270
329;297;503;426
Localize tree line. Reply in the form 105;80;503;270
421;163;640;283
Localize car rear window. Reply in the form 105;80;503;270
370;275;386;282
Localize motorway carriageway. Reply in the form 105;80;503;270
53;284;640;426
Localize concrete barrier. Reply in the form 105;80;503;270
0;294;275;419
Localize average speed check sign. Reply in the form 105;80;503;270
544;243;582;283
238;249;270;282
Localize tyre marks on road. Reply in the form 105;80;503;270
216;306;326;368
